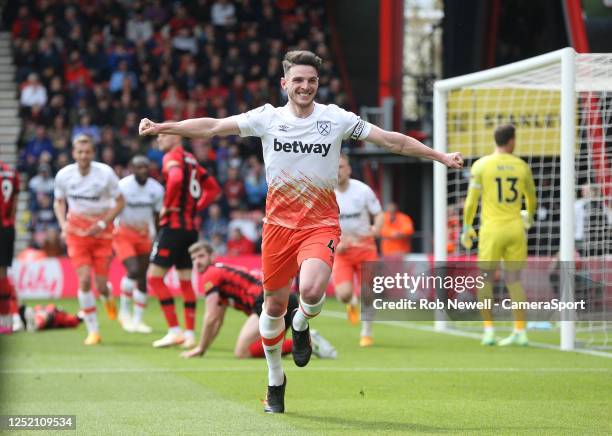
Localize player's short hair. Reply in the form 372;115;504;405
494;124;515;146
189;241;214;255
72;134;94;149
282;50;322;76
131;155;150;166
339;153;350;164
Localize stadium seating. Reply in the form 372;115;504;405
8;0;347;254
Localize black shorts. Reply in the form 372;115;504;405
254;292;299;328
150;228;198;269
0;226;15;267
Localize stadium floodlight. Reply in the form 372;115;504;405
433;47;611;352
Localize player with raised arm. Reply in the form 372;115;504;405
140;50;462;413
460;124;537;346
180;241;336;360
0;160;19;334
147;133;221;349
114;156;164;333
333;153;383;347
53;134;125;345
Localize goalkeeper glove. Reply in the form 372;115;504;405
460;225;477;250
520;210;534;230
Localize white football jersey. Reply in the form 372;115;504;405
335;179;382;237
233;102;372;229
54;162;120;215
116;175;164;228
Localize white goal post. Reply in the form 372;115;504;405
433;48;612;352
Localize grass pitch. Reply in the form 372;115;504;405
1;299;611;435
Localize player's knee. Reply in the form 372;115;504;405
263;300;286;317
334;283;352;303
96;279;109;294
77;275;91;291
299;283;324;304
234;346;250;359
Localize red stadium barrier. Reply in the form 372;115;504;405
10;255;338;299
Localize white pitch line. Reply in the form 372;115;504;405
322;310;612;359
2;367;610;375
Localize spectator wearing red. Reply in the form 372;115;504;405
64;51;93;89
12;6;41;40
161;84;185;120
223;166;246;210
169;5;196;35
207;75;229;102
227;228;254;257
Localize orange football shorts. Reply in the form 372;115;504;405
65;213;114;276
331;239;378;289
113;225;152;263
262;223;340;291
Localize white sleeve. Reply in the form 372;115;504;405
154;182;164;212
365;186;382;215
232;104;273;138
336;106;372;140
53;171;66;199
106;168;120;198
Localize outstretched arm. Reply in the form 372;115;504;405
365;125;463;168
139;117;241;139
181;292;226;358
53;197;68;238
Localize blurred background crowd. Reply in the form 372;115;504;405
7;0;355;257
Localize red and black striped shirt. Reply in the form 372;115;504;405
0;161;19;227
160;146;220;230
200;263;263;315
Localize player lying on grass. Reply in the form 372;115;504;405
460;124;537;346
181;241;336;360
20;303;82;331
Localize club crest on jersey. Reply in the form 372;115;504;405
317;120;331;136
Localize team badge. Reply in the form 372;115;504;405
317;120;331;136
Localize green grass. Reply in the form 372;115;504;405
1;299;611;435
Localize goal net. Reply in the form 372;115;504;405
433;48;612;352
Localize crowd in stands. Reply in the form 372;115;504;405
7;0;349;256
